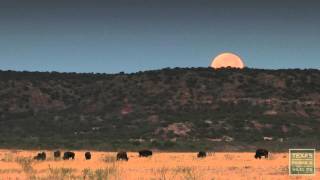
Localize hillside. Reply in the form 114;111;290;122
0;67;319;151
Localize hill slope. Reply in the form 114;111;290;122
0;68;319;151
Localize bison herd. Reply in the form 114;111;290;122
33;149;269;161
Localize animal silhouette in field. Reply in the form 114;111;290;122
85;152;91;160
54;150;61;159
116;152;129;161
197;151;207;158
138;150;153;157
34;152;46;160
255;149;269;159
63;151;75;160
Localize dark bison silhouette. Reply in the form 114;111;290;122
63;151;75;160
116;152;128;161
255;149;269;159
54;150;61;159
139;150;152;157
34;152;46;160
197;151;207;158
85;152;91;160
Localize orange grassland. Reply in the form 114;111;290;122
0;149;319;180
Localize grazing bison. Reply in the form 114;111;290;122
197;151;207;158
255;149;269;159
54;150;61;159
34;152;46;160
63;151;75;160
139;150;152;157
85;152;91;160
116;152;128;161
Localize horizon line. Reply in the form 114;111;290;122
0;66;319;75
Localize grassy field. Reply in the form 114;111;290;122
0;149;318;180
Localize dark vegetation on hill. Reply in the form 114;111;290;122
0;67;319;151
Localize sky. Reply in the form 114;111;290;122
0;0;320;73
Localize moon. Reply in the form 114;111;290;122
210;52;245;69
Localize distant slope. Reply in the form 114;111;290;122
0;68;319;151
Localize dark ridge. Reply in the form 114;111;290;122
0;68;319;151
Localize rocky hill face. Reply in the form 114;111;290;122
0;68;319;151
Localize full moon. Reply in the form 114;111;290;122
210;52;245;69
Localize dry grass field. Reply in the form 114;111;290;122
0;149;318;180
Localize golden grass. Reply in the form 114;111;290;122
0;149;318;180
